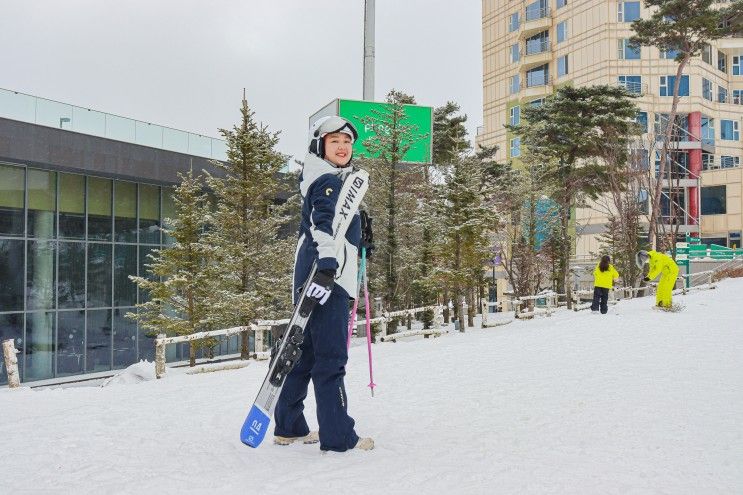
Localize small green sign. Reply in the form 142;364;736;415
310;99;433;164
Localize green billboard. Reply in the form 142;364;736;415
310;98;433;164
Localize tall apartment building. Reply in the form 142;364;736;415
480;0;743;255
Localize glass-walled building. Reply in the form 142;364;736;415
0;90;235;385
0;164;176;383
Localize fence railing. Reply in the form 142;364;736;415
6;260;739;387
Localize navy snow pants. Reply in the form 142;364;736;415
274;288;359;452
591;287;609;314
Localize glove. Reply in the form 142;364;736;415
360;210;375;257
306;269;335;305
643;277;650;282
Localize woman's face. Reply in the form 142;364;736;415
324;132;353;167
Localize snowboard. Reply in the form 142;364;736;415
652;303;685;313
240;168;369;448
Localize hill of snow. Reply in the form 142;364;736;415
2;279;742;494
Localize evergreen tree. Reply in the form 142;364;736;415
630;0;743;246
206;95;295;333
508;85;639;308
128;170;218;366
433;151;496;327
433;102;470;166
360;89;428;314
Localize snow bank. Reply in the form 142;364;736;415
1;279;742;494
100;360;158;387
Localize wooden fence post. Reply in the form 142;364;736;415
240;326;250;360
155;333;166;379
2;339;20;389
481;300;489;327
434;305;444;330
254;326;265;357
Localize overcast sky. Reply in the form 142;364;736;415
0;0;482;161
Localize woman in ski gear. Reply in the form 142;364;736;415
274;116;374;452
636;250;679;308
591;255;619;314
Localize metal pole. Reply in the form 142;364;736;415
363;0;375;101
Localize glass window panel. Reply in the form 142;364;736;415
105;114;136;142
58;241;85;309
701;186;726;215
36;98;73;130
87;243;112;308
114;181;137;242
188;134;211;157
0;88;36;122
135;121;164;148
25;311;55;382
113;308;137;369
28;169;57;239
0;164;25;237
139;184;161;244
59;173;85;239
138;245;158;304
139;328;156;362
57;310;85;376
212;139;228;161
87;177;112;241
162;127;189;153
71;106;106;137
0;239;25;312
0;313;24;385
27;240;56;311
162;187;176;245
86;309;112;372
114;244;137;307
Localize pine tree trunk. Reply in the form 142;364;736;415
443;288;450;324
648;55;690;248
467;287;475;327
189;342;196;368
561;199;573;310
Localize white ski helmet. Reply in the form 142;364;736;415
635;250;650;269
308;116;358;159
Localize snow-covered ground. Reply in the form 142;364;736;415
2;279;742;494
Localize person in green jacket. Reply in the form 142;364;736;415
636;250;679;308
591;255;620;314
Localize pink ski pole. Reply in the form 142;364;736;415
362;249;376;396
347;253;366;350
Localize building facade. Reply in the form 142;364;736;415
0;88;237;386
480;0;743;255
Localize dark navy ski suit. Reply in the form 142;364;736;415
274;153;361;452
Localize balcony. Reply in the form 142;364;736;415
521;39;551;69
521;80;552;99
521;5;551;38
617;80;649;96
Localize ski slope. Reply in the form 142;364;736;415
2;279;742;494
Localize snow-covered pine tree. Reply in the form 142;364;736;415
205;95;295;335
360;89;429;318
433;152;496;328
127;170;218;366
411;101;472;327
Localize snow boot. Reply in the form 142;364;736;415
273;431;319;446
354;437;375;450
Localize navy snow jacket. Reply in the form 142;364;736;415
293;153;362;302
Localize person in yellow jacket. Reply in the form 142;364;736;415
636;250;680;308
591;255;620;314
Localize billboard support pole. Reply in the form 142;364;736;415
363;0;375;101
